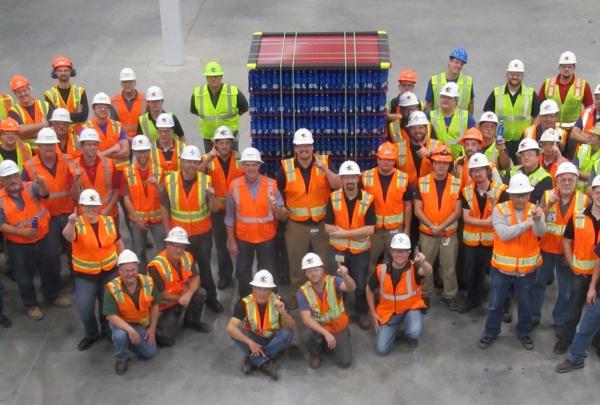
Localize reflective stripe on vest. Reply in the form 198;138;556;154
242;293;281;338
165;172;211;223
572;213;599;274
106;274;154;325
494;84;534;141
329;189;373;252
431;72;473;111
232;177;274;224
429;109;468;158
546;76;586;124
124;163;162;222
377;263;417;301
299;276;345;324
194;84;239;139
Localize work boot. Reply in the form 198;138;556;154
183;320;212;333
217;277;231;290
553;339;570;355
443;298;458;312
241;357;254;375
555;358;583;374
259;360;279;381
77;336;99;351
519;335;534;351
206;297;224;313
0;313;12;328
52;296;72;308
457;300;479;314
554;324;565;338
309;354;321;369
421;297;430;314
358;314;370;330
406;337;419;349
115;358;129;375
27;306;44;321
478;335;494;350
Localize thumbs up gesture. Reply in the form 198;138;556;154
68;207;78;225
532;200;543;222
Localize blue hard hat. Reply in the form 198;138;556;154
449;48;468;63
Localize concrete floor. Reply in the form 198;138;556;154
1;0;600;404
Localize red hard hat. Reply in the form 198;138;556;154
397;68;417;83
430;145;453;163
459;127;483;145
52;56;73;70
0;117;20;133
9;74;30;91
376;141;398;159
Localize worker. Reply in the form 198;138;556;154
388;91;426;144
277;128;340;308
297;252;356;369
477;111;512;172
111;68;147;139
123;135;165;270
523;100;569;156
428;82;476;159
537;128;568;179
397;111;441;186
225;269;296;380
44;56;88;132
0;92;13;120
137;86;185;142
425;47;474;114
366;233;432;355
225;147;288;298
147;227;212;347
104;249;159;375
362;141;411;275
0;117;32;170
388;68;419;120
161;144;223;312
483;59;540;158
62;188;124;351
49;108;79;158
150;113;185;175
553;175;600;355
582;124;600;190
478;173;545;351
454;127;502;185
539;51;593;128
507;138;553;204
459;153;507;313
532;162;588;330
0;159;70;320
191;60;249;152
570;83;600;142
414;144;462;311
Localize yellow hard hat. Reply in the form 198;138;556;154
204;61;224;76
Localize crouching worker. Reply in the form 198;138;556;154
225;269;296;380
366;233;432;355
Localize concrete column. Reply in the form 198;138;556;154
159;0;185;66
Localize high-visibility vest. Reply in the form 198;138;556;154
571;211;600;275
281;156;330;222
111;91;146;138
0;93;14;119
493;84;535;141
430;72;473;111
462;181;506;246
482;142;501;167
0;182;50;243
229;175;277;243
454;155;499;185
329;189;374;253
148;249;194;310
539;190;588;254
523;124;567;149
71;215;118;275
150;139;184;175
375;262;425;324
362;168;408;229
544;76;586;124
10;100;49;148
539;156;560;180
418;174;462;236
388;114;432;145
193;84;239;139
139;112;175;142
299;275;348;333
0;141;32;170
575;144;600;191
580;106;598;134
509;164;552;189
206;152;243;211
163;171;212;236
106;275;154;326
396;137;440;186
24;154;75;216
491;201;542;274
75;156;117;217
123;162;162;223
430;109;469;158
241;292;281;338
44;84;84;112
82;118;128;171
56;127;81;158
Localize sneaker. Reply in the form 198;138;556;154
502;310;513;323
206;298;224;313
519;335;534;350
77;336;99;351
457;300;479;314
183;320;212;333
241;357;254;375
358;314;370;330
443;298;458;312
27;306;44;321
309;354;321;369
259;360;279;381
478;335;494;350
553;339;570;355
115;358;129;375
555;358;583;374
52;296;72;308
0;313;12;328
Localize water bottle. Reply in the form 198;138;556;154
31;216;38;230
497;120;505;144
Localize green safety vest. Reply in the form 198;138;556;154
577;145;600;191
509;165;551;187
430;109;468;159
139;112;174;142
193;84;239;140
0;94;14;119
544;76;586;124
493;84;534;141
431;72;473;111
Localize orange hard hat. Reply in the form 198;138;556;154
459;127;483;145
52;56;73;69
0;117;20;133
376;141;398;160
9;74;30;91
430;145;453;163
398;68;417;83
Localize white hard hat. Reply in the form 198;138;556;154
406;111;429;127
439;82;459;98
468;152;491;169
594;84;600;95
390;233;411;250
213;125;235;141
240;147;263;163
119;67;136;81
180;145;202;161
0;160;19;177
145;86;164;101
539;99;560;115
117;249;139;266
338;160;361;176
301;252;324;270
164;226;190;245
592;175;600;188
555;161;579;177
155;113;174;129
293;128;314;145
78;128;100;143
479;111;499;124
78;188;102;206
539;128;560;143
558;51;577;65
92;92;111;106
506;173;534;194
50;107;72;123
35;127;60;144
249;269;277;288
506;59;525;73
517;137;540;154
398;92;419;107
131;135;152;151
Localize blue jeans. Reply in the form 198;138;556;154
568;292;600;364
74;269;117;339
330;249;370;315
463;245;492;307
109;322;157;361
483;269;535;338
236;238;277;298
233;328;292;367
49;214;72;274
375;311;423;355
530;252;572;325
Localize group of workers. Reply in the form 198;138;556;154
0;48;599;379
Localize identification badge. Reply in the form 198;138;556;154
547;212;556;222
442;237;450;247
310;227;320;235
389;229;400;236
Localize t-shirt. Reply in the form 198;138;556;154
563;206;600;241
78;156;122;190
538;75;593;107
414;177;450;209
483;85;540;118
102;277;161;318
296;276;343;312
368;261;423;291
0;182;45;225
44;87;89;123
160;175;198;210
0;148;19;165
324;189;376;226
8;102;54;123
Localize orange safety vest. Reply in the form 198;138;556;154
0;141;32;170
491;201;542;274
75;156;117;217
229;175;277;243
44;84;84;132
123;162;162;223
111;92;147;138
163;171;212;236
241;292;282;338
299;275;348;333
462;181;506;247
281;155;331;222
454;155;499;186
329;189;374;253
56;127;81;158
71;215;118;275
206;152;243;211
571;211;600;275
539;190;588;254
580;106;598;134
24;154;75;216
539;156;560;181
82;118;128;171
523;124;568;149
151;139;184;175
148;249;194;310
106;274;154;326
362;168;408;230
418;174;462;237
0;182;50;243
375;262;425;324
10;100;49;148
397;137;440;186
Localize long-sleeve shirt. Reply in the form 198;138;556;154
491;205;546;241
224;175;284;227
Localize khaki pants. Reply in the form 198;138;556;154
368;227;398;275
419;233;458;299
285;220;330;292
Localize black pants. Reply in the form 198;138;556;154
211;211;233;282
187;231;216;301
236;238;277;298
156;288;206;347
463;245;492;307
